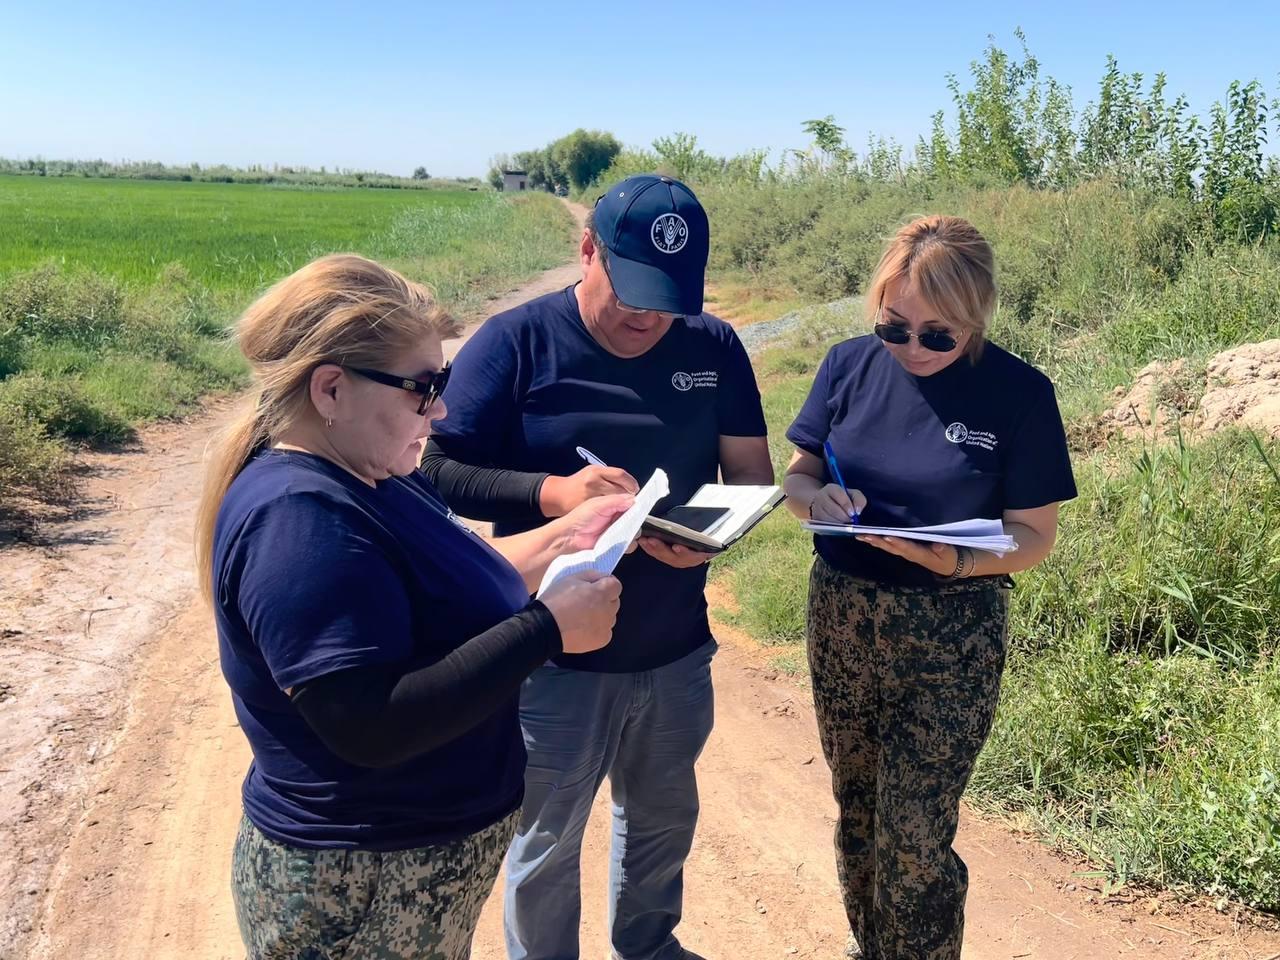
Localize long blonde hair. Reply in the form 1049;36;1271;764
865;215;997;359
195;254;459;602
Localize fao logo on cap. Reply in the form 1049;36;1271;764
651;214;689;254
945;422;969;443
672;372;694;392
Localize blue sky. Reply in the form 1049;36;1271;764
2;0;1277;178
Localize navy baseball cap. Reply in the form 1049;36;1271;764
593;174;709;316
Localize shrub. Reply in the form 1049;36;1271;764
0;262;126;347
0;372;133;443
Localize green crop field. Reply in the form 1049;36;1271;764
0;175;568;296
0;176;575;522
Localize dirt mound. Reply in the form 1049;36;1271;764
1100;340;1280;441
1197;339;1280;437
1098;358;1194;439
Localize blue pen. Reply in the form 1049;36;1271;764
823;440;859;523
576;446;608;467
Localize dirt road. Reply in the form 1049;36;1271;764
3;208;1278;959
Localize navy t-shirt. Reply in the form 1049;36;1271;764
786;336;1077;586
431;286;767;672
213;449;533;850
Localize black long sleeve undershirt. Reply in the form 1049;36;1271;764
290;600;560;769
419;438;549;522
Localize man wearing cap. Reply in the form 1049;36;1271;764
422;175;772;960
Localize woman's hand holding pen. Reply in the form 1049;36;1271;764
808;483;867;524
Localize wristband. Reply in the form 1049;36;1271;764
944;545;970;581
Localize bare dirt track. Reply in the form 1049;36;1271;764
4;205;1279;959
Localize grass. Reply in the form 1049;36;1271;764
0;177;574;527
0;175;573;304
704;280;806;327
704;180;1280;911
0;176;480;290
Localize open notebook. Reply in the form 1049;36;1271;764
642;484;785;553
801;517;1018;556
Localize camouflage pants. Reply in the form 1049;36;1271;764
231;811;518;960
806;557;1008;960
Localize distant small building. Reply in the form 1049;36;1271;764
502;169;528;192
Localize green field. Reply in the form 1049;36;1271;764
0;177;483;289
0;175;570;299
0;176;575;524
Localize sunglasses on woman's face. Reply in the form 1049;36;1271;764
873;322;959;353
346;364;451;415
874;295;962;353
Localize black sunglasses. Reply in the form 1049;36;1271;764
873;294;960;353
873;323;959;353
346;364;451;415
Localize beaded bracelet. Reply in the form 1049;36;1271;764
944;545;973;581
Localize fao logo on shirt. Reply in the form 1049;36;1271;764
672;371;717;392
945;421;999;451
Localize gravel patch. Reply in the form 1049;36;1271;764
737;296;864;355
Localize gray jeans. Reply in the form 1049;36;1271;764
504;639;717;960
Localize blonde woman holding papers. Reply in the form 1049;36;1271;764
196;255;628;960
781;216;1076;960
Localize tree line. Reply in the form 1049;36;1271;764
487;129;622;193
495;31;1278;243
0;158;480;191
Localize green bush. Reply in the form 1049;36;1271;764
1102;242;1280;363
0;326;22;378
774;188;920;301
1016;431;1280;664
0;262;127;347
0;413;72;511
973;635;1280;909
0;372;132;443
703;179;840;277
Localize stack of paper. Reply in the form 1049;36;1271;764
537;469;670;597
801;517;1018;557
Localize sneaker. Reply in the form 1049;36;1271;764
844;932;862;958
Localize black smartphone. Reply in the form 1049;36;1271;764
660;505;730;534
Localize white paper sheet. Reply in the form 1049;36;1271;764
536;469;671;597
801;517;1018;556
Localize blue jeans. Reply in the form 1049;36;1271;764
504;639;717;960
